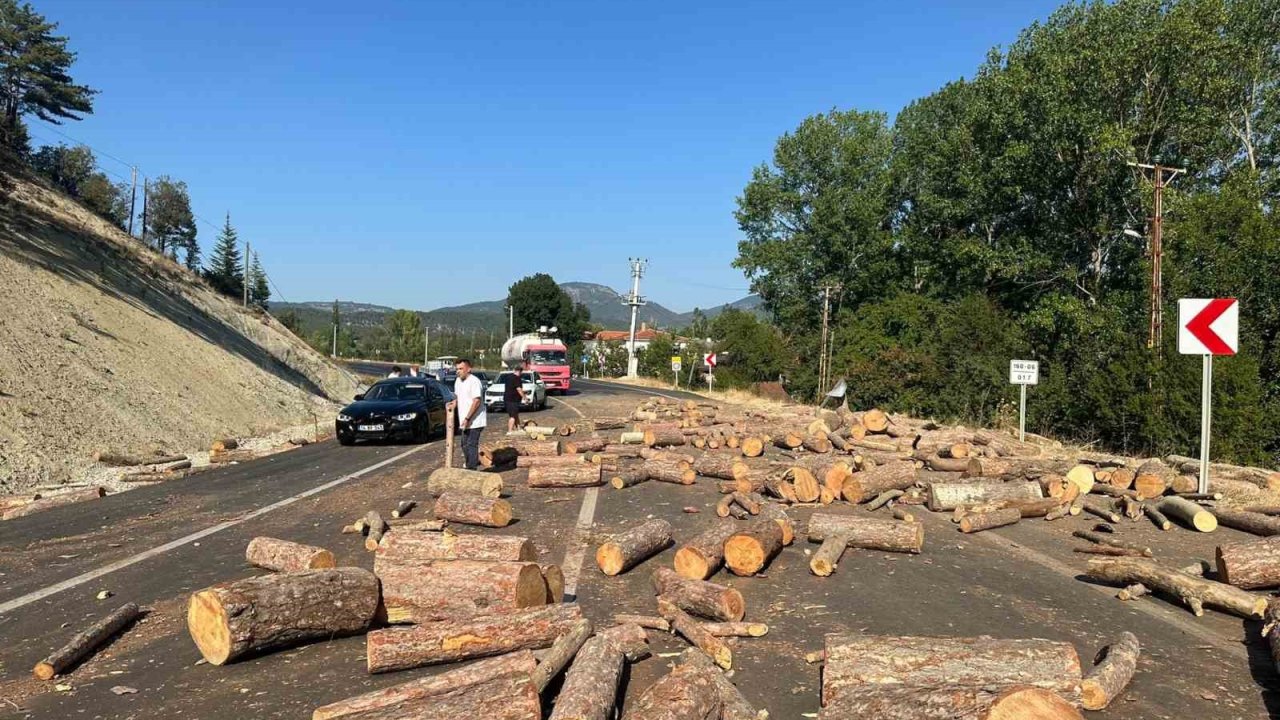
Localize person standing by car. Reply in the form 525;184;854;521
502;369;527;431
448;358;486;470
387;365;402;378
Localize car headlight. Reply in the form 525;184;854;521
393;412;418;422
337;414;352;422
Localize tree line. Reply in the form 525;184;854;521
733;0;1279;464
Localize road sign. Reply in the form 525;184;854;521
670;356;682;372
1179;298;1238;355
704;353;717;368
1009;360;1039;385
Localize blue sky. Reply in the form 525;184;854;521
36;0;1061;313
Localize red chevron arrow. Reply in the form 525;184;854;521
1185;298;1236;355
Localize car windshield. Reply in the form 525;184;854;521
363;383;425;401
529;350;565;364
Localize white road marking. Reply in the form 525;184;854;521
577;378;690;403
0;444;428;615
548;393;585;418
548;390;596;599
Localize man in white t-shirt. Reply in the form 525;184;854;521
449;358;487;470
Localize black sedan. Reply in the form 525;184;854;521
336;377;450;445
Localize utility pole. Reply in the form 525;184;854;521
127;167;137;237
508;305;515;340
1129;162;1185;349
332;323;338;357
623;258;648;377
243;241;251;306
817;284;841;394
424;327;430;365
140;179;149;245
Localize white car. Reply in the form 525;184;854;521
486;371;548;411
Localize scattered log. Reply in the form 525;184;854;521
596;519;674;576
1215;535;1280;589
1210;507;1280;536
1081;631;1140;711
645;427;687;448
95;451;186;466
740;436;766;457
1167;454;1280;492
188;568;379;665
841;462;918;503
593;417;628;431
1157;496;1217;532
376;531;536;563
862;409;889;433
609;465;649;489
808;513;924;554
674;520;740;580
701;621;768;638
426;467;504;498
992;497;1066;518
434;492;513;527
1081;497;1121;524
758;502;795;545
614;614;670;631
810;534;849;576
547;625;646;720
374;560;546;623
365;603;584;673
892;507;915;523
363;510;389;552
787;466;822;503
1133;459;1176;499
1072;530;1151;557
386;518;448;532
211;438;239;452
959;507;1021;534
620;431;646;444
391;500;415;519
677;647;767;720
926;481;1043;512
33;603;141;680
1266;599;1280;675
763;474;798;503
1084;557;1266;618
528;463;603;488
647;456;697;485
724;517;783;576
1144;504;1171;530
626;653;722;720
819;686;1083;720
2;486;106;521
1073;545;1147;558
694;453;749;481
531;618;593;693
1117;583;1149;600
564;436;608;454
338;665;541;718
245;537;335;572
480;446;521;468
657;596;732;670
651;568;744;621
541;564;565;603
516;454;585;468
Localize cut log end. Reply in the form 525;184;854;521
986;687;1084;720
187;590;233;666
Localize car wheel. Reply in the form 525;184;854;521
338;434;355;446
412;419;429;444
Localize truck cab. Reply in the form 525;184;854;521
502;329;571;393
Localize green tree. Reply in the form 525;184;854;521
0;0;96;150
249;254;270;310
203;213;244;299
29;143;93;194
144;175;197;265
506;273;590;343
79;172;129;228
385;309;423;362
276;308;302;336
710;309;790;388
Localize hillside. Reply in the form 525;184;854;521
0;162;361;492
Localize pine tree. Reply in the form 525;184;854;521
0;1;96;150
203;213;244;299
249;254;270;309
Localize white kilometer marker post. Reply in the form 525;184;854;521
1009;360;1039;442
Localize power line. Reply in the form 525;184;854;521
30;120;138;172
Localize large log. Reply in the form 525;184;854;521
480;446;521;468
818;686;1082;720
1133;459;1176;500
434;492;513;527
245;537;335;572
841;463;918;503
626;657;722;720
547;625;650;720
366;603;584;673
807;513;924;554
723;517;783;576
647;456;697;485
516;455;585;469
645;427;687;448
676;647;766;720
1210;507;1280;536
959;507;1021;534
426;467;504;498
786;466;822;503
694;453;749;481
1215;535;1280;589
1267;598;1280;675
651;567;744;621
340;669;541;719
1084;557;1266;618
312;650;536;720
1081;631;1140;711
1166;454;1280;491
657;597;732;670
542;563;565;603
528;463;604;488
2;486;106;520
531;618;593;693
33;603;141;680
821;633;1083;707
758;503;795;545
674;520;740;580
926;481;1043;512
375;560;547;623
1156;496;1217;532
376;531;536;563
596;519;674;576
188;568;379;665
609;464;650;489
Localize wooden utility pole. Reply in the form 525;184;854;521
127;168;137;236
1129;163;1184;349
140;179;149;245
818;284;841;394
243;241;251;306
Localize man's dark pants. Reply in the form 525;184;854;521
461;427;484;470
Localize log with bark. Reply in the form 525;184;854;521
1084;557;1266;618
926;481;1043;512
808;512;924;554
1133;459;1176;499
676;648;767;720
528;463;604;488
376;560;547;623
723;517;783;576
1081;631;1140;711
740;436;766;458
434;492;513;527
33;603;141;680
480;446;521;468
531;618;593;693
95;451;186;466
657;596;733;670
1215;535;1280;589
1072;530;1151;557
818;685;1083;720
694;453;750;481
625;654;723;720
426;467;504;498
2;486;106;520
645;427;688;448
647;456;697;485
1210;507;1280;536
376;531;536;563
593;417;629;431
1156;496;1217;532
564;436;608;454
188;568;379;665
1080;497;1122;524
391;500;415;519
541;563;565;603
245;537;336;572
596;519;674;576
1266;598;1280;675
841;462;919;503
810;534;849;577
674;520;740;580
547;624;651;720
516;454;586;468
1166;454;1280;492
651;567;745;621
959;507;1021;534
364;510;389;551
609;464;650;489
786;466;822;503
336;666;542;719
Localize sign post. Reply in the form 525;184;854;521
1008;360;1039;442
670;355;682;389
703;353;717;393
1179;298;1239;494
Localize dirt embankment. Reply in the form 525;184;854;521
0;165;361;492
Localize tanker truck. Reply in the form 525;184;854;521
501;328;571;392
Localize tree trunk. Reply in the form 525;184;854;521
807;513;924;554
1210;507;1280;536
657;597;733;670
1084;557;1266;618
312;651;536;720
677;648;766;720
481;446;521;468
547;631;631;720
1215;535;1280;589
1081;631;1140;711
1156;496;1217;532
434;492;513;527
426;467;504;498
674;520;740;580
245;537;335;573
375;560;547;623
364;510;389;552
376;531;536;564
723;517;783;576
541;563;565;603
819;686;1082;720
188;568;379;665
694;453;748;481
841;463;918;503
926;481;1043;512
336;668;542;719
528;463;603;488
625;658;722;720
647;457;697;485
740;436;766;457
1267;598;1280;675
645;427;687;448
959;508;1021;533
366;603;584;673
33;603;141;680
821;634;1082;707
610;465;649;489
810;534;849;577
651;567;745;621
530;618;593;693
596;519;674;576
2;486;106;520
593;417;628;431
1133;459;1176;500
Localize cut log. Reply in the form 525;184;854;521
723;517;783;576
626;657;722;720
810;534;849;576
547;626;644;720
1080;497;1121;524
531;618;593;693
1072;530;1151;557
376;531;536;563
1084;557;1266;618
211;438;239;452
516;454;585;468
528;463;603;488
1133;459;1176;499
33;603;141;680
701;621;768;638
821;633;1083;707
674;520;740;580
1267;598;1280;675
564;437;608;455
993;497;1067;518
1156;496;1216;532
541;563;565;603
693;453;749;481
342;666;541;719
959;507;1021;534
434;492;513;527
763;474;797;503
1107;467;1136;489
1215;535;1280;589
647;457;697;485
1074;545;1146;558
2;486;106;520
819;685;1083;720
620;431;646;444
312;650;536;720
188;568;379;665
245;537;335;572
480;446;520;468
645;427;687;448
1145;504;1172;530
95;451;186;466
609;464;650;489
758;503;795;545
391;500;415;518
740;436;766;458
1065;465;1096;496
614;614;670;631
1210;507;1280;536
657;596;732;670
926;481;1043;512
426;467;504;498
387;518;447;532
366;603;584;673
596;519;674;576
840;462;918;503
651;567;745;621
677;648;765;720
786;466;821;503
364;510;389;552
1081;631;1140;711
862;408;889;433
808;512;924;554
375;560;547;623
593;417;628;431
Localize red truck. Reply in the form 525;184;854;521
501;329;571;392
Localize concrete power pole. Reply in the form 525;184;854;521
623;258;648;377
424;327;430;366
508;305;514;340
1129;162;1184;349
